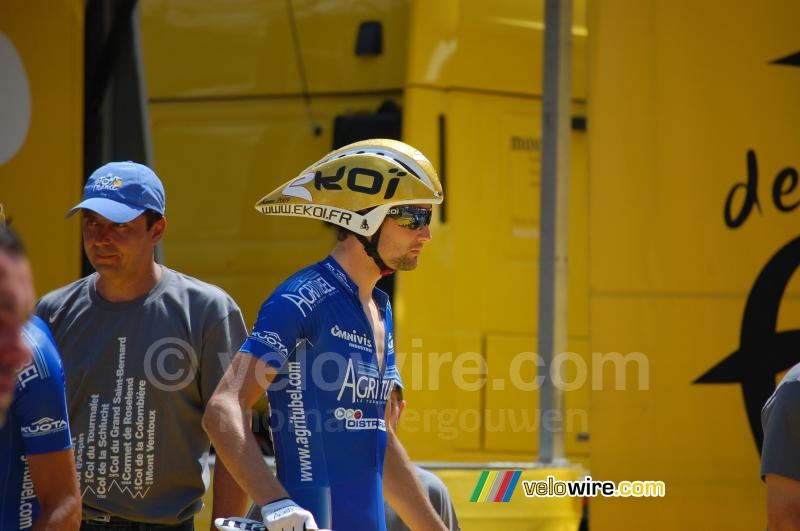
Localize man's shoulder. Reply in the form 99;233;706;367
264;262;346;318
36;276;92;319
275;262;328;290
764;363;800;415
38;276;91;306
415;466;450;493
163;267;240;309
765;377;800;414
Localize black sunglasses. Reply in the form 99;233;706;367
386;206;433;230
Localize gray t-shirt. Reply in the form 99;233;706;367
35;267;247;524
384;466;461;531
761;362;800;481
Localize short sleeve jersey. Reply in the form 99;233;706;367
241;256;400;531
761;362;800;481
0;316;72;530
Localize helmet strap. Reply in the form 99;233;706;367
355;229;395;277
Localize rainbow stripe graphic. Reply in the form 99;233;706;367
470;470;522;502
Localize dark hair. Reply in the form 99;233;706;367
0;224;26;256
336;225;352;242
323;221;354;242
144;210;163;231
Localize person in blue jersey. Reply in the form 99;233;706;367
0;224;81;530
204;139;448;531
0;221;35;427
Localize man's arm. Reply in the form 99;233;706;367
202;352;290;506
211;446;252;529
766;474;800;530
763;380;800;530
383;428;447;531
27;448;81;531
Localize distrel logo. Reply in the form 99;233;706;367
282;173;314;201
470;470;522;503
93;173;123;192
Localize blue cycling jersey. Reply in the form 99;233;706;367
0;316;72;530
241;256;400;531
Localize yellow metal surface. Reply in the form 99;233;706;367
141;0;409;99
406;0;587;99
0;0;83;294
588;0;800;528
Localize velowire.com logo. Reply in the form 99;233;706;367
470;470;522;503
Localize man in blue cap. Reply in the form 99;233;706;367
36;161;249;530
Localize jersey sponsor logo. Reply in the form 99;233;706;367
346;418;385;431
330;325;373;352
18;455;35;529
281;275;337;317
334;407;384;430
21;416;68;437
16;362;40;389
337;358;394;404
324;262;353;293
334;407;363;420
92;173;123;192
250;330;289;355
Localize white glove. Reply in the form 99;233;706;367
215;517;266;531
260;499;319;531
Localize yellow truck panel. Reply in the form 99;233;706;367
0;0;83;295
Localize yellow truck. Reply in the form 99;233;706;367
2;0;798;528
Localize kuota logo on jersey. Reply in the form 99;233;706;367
251;330;289;355
21;417;68;437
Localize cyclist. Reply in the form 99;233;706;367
0;224;81;529
204;139;447;531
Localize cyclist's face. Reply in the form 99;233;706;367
0;250;33;415
378;205;432;271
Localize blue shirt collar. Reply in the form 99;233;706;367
320;256;390;311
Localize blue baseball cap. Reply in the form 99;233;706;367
67;161;166;223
